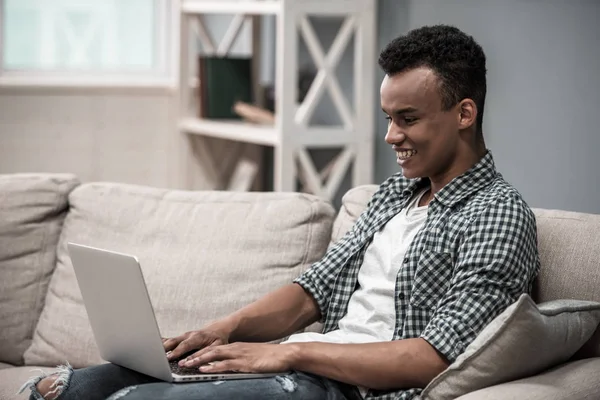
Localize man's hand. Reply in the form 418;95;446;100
163;328;230;364
179;342;297;374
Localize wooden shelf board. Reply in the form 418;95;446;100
180;117;279;146
181;1;281;15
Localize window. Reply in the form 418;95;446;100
0;0;174;87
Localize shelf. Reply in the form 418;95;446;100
181;1;281;15
177;0;376;194
179;118;279;146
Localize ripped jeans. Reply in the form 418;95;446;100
20;363;362;400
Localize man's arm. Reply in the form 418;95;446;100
419;195;540;363
165;283;320;361
227;184;391;340
191;336;447;390
287;339;448;390
294;181;391;322
215;283;320;343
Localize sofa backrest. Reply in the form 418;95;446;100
331;185;377;244
23;183;335;368
532;208;600;304
0;174;80;365
332;185;600;304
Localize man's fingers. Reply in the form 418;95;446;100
191;342;221;359
167;339;194;361
200;360;242;373
183;345;214;364
178;346;213;366
180;345;229;367
170;335;215;361
163;337;182;353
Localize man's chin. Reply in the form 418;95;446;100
400;167;421;179
397;157;421;179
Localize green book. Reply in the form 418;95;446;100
198;56;253;119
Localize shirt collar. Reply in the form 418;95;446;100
394;150;498;209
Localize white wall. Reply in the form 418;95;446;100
2;1;599;214
0;90;176;188
376;0;600;214
0;12;270;190
0;12;257;190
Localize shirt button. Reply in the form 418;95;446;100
403;257;409;264
398;292;405;300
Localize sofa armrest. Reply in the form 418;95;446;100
455;358;600;400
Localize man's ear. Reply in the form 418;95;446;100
457;99;477;130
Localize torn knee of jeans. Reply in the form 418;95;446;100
275;375;297;393
17;362;73;399
106;385;137;400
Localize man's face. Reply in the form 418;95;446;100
380;67;461;181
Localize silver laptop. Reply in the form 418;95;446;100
68;242;286;383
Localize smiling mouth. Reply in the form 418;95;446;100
397;149;417;160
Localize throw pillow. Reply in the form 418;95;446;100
0;174;79;365
421;294;600;400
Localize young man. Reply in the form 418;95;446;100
25;25;539;400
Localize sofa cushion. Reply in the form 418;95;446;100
421;295;600;400
532;208;600;359
330;185;378;244
0;365;57;400
455;358;600;400
23;183;335;368
0;174;79;366
532;209;600;304
0;362;12;370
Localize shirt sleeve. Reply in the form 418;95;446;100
294;180;394;322
294;232;354;322
420;195;540;363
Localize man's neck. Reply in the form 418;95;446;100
418;188;433;207
427;148;487;199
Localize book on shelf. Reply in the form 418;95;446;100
198;56;253;119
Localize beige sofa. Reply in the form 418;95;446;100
0;174;599;400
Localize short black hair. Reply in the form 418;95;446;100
379;25;487;138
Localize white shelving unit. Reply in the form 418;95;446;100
177;0;376;199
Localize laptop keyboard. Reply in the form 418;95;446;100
170;361;201;376
170;361;244;376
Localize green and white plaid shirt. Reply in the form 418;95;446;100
294;151;540;400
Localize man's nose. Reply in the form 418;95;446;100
385;124;405;145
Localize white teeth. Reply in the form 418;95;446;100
397;150;416;159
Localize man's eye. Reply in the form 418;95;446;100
404;117;417;124
384;116;392;122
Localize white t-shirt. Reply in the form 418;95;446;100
285;189;429;345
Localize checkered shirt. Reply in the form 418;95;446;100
294;151;540;400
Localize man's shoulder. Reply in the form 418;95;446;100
462;174;536;227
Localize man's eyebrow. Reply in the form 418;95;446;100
393;107;418;114
381;107;418;114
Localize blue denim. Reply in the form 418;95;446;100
24;363;362;400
